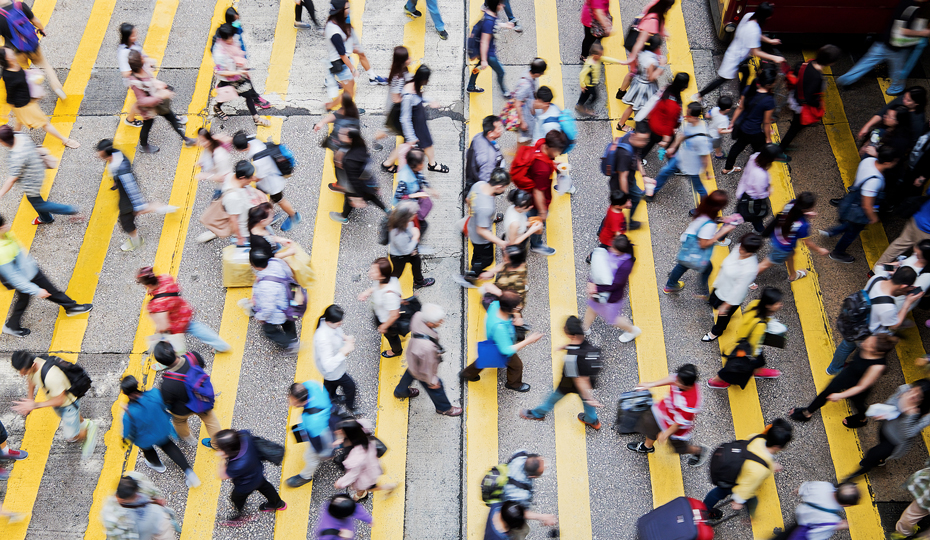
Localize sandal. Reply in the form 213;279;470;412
701;332;718;343
253;116;270;127
213;105;229;121
789;269;809;282
843;416;868;429
618;124;633;133
381;351;400;358
63;139;80;149
381;162;398;174
721;167;742;175
748;282;758;290
428;162;450;173
788;407;812;422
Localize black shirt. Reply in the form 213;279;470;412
159;351;205;415
792;61;824;109
881;96;926;142
0;2;35;52
2;67;30;107
556;340;602;394
609;134;641;193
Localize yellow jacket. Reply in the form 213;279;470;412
732;435;775;503
579;56;621;87
736;300;769;355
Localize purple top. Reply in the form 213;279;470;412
316;501;373;539
735;153;772;200
592;252;634;304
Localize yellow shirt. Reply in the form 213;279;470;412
30;357;77;407
579;56;622;87
736;300;770;355
732;435;775;503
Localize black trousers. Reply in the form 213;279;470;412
141;439;191;471
390;253;425;284
342;190;387;218
578;85;597;106
581;25;600;59
216;80;259;116
7;268;78;331
324;373;357;409
230;478;282;514
295;0;319;25
724;131;767;170
699;76;732;97
779;113;805;151
846;428;896;481
375;315;403;354
262;320;298;348
470;242;495;275
140;111;186;147
708;291;734;337
805;368;872;420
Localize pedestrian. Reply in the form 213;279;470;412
0;419;27;481
894;466;930;539
502;190;543;250
859;106;912;161
858;86;927;146
873;240;930;308
530;87;562;144
0;125;79;225
456;169;511;287
835;0;930;96
250;245;301;354
639;72;690;159
11;350;98;458
626;364;710;466
790;333;895;428
703;418;793;519
394;304;463;416
315;494;373;539
0;216;92;337
358;257;404;358
0;48;78;148
590;190;630;255
95;139;178;252
480;245;529;312
294;0;320;29
135;266;229;354
485;501;527;540
707;96;733;159
702;233;762;342
126;51;194;153
707;287;784;388
721;68;777;174
605;122;652;229
511;59;547;145
222;8;274;115
403;0;447;39
755;193;830;284
646;101;711;203
210;160;269;246
583;234;640;342
694;2;784;100
152;341;223;450
376;46;412;165
521;315;604;429
315;93;361;157
496;451;557;539
101;472;180;540
617;0;674;92
248;203;286;252
399;65;448;173
323;0;385;110
827;266;921;374
464;115;505;195
877;197;930;265
231;131;302;232
195;128;233;198
333;418;397;501
467;0;511;95
388;201;435;289
576;43;622;117
215;429;287;525
778;45;841;156
0;0;65;99
823;147;898;263
212;23;269;126
845;380;930;481
734;145;778;232
459;291;543;392
579;0;613;61
119;375;200;487
313;305;358;414
330;128;387;224
390;144;436;225
788;482;860;540
286;381;335;488
663;191;737;296
117;23;160;128
616;38;663;129
512;130;568;256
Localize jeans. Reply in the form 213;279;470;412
652;155;707;199
609;173;645;224
836;42;909;92
529;390;597;423
324;372;357;410
27;195;77;224
230;478;282;514
826;221;867;255
828;338;858;375
141;439;191;472
703;486;758;515
468;55;506;95
140;111;187;147
526;208;544;248
186;319;230;352
667;262;713;295
406;0;445;31
502;0;515;20
262;320;298;348
7;268;78;331
900;39;929;92
54;400;82;440
394;370;453;412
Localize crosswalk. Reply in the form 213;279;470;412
2;0;930;539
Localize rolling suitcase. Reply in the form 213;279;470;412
637;497;714;540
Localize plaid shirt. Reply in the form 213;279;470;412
908;467;930;511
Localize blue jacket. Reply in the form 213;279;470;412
226;430;264;492
122;388;175;450
300;381;334;458
486;301;517;357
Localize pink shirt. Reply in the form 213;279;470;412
636;0;669;37
581;0;610;27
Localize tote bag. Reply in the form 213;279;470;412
675;219;714;271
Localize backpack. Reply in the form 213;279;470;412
256;263;308;321
162;353;215;414
252;435;285;466
541;107;578;153
510;144;554;192
708;435;769;488
377;215;390;245
575;343;603;388
467;14;493;59
254;141;296;177
40;355;92;399
836;277;894;341
480;451;533;505
0;3;39;53
600;138;634;176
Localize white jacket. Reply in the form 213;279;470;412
313;319;347;381
711;248;759;305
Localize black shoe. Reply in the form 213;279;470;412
438;30;448;40
286;475;312;488
258;500;287;512
459;370;480;382
615;88;627;100
626;442;655;454
494;212;504;223
584;252;592;265
688;208;697;217
467;86;485;94
66;304;93;316
2;325;30;338
707;508;723;520
404;6;422;18
139;144;160;154
505;383;531;392
829;198;842;207
830;251;855;263
628;221;642;230
413;278;435;289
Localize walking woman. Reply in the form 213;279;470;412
195;128;233;198
388;201;435;289
294;0;320;29
722;68;777;174
248;202;285;253
399;65;448;173
580;0;613;60
702;232;762;343
212;23;269;126
778;45;840;156
0;49;78;148
638;72;689;158
707;286;785;388
334;418;397;501
323;0;359;111
120;376;200;488
754;192;829;285
376;46;412;168
127;51;194;153
330;128;387;224
664;190;737;296
358;258;404;358
616;0;674;97
583;234;641;342
223;8;273;109
735;144;778;232
117;23;159;128
215;429;287;525
314;304;359;413
502;189;543;249
617;37;663;131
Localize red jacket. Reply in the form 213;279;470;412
648;98;682;138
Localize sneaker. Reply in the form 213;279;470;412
294;21;312;28
691;93;703;102
185;469;201;488
619;326;642;343
830;251;855;263
404;6;422;18
511;18;524;32
413;278;435;289
707;378;730;389
287;474;312;488
329;211;348;224
201;438;213;449
66;304;93;316
663;281;685;294
120;236;144;252
328;182;347;193
55;88;67;100
628;220;642;230
284;341;301;356
259;501;287;512
817;229;832;237
222;514;255;527
196;231;217;243
138;144;160;154
1;449;27;460
453;274;478;288
578;413;601;430
180;435;197;446
774;152;792;163
574;105;595;117
641;159;648;168
143;457;166;473
520;409;545;421
687;445;712;467
155;205;179;215
754;368;781;379
829;198;842;208
123;118;143;127
3;326;30;338
626;442;654;454
281;212;302;232
438;30;448;40
467;86;485;94
176;116;188;125
368;75;388;86
81;421;99;460
31;216;51;225
707;508;723;520
531;245;556;256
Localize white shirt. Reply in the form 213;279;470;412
247;139;286;196
794;482;845;540
874;255;930;311
864;275;902;332
712;248;759;305
108;152;124;176
680;216;718;242
117;43;144;84
371;278;402;323
533;104;562;143
324;21;356;63
503;205;528;242
855;157;885;199
313;319;347;381
707;106;730;140
718;16;761;79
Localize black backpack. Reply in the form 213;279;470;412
40;355;92;399
252;435;285;466
253;141;296;177
709;435;769;488
836;277;894;341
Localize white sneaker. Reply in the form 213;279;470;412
196;231;217;243
156;205;179;215
185;469;201;488
619;326;642;343
80;420;99;460
120;236;143;252
143;458;167;473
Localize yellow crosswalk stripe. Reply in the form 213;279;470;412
603;0;684;508
0;0;121;535
464;1;497;538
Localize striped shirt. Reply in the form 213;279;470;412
8;134;45;197
653;384;702;440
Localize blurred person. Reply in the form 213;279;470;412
215;429;286;525
313;305;358;413
0;125;79;224
154;342;223;450
286;381;335;488
394;304;463;416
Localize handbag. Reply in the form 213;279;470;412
500;97;521;131
675;219;714;272
623;15;643;50
415;196;433;220
796;62;825;126
737;192;770;221
199;198;232;238
25;68;45;100
153;98;173;116
588;0;613;38
387;294;422;336
281;243;316;289
475;339;509;368
214;84;238;102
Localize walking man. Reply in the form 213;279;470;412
286;381;335;488
394;304;463;416
456;170;511;287
153;341;223;449
232;131;302;232
250;246;301;354
0;125;78;225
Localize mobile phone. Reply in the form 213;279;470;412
909;286;924;296
883;264;895;271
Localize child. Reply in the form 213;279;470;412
586;190;631;264
315;493;373;539
707;95;733;159
648;101;712;203
576;43;621;117
618;37;664;132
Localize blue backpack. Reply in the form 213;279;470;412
162;353;215;414
254;141;296;177
600;138;633;176
0;3;39;53
541;107;578;153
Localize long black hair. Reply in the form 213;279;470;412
225;7;239;25
119;23;135;48
661;72;690;102
748;2;775;26
388;46;410;85
328;3;352;38
413;65;431;96
317;304;345;329
644;0;675;32
775;191;816;239
752;287;783;318
338;419;370;450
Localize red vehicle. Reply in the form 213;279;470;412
710;0;900;39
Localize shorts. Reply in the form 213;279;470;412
269;191;284;204
54;400;82;440
634;409;691;454
14;101;48;129
324;64;354;99
767;243;794;265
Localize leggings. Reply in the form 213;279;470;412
390;253;425;284
217;80;259;116
230;478;282;514
779;113;805;151
581;25;601;59
699;76;732;97
805;367;872;421
724;131;767;170
141;439;191;471
295;0;319;26
578;86;597;107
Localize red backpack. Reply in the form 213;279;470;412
509;141;554;192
